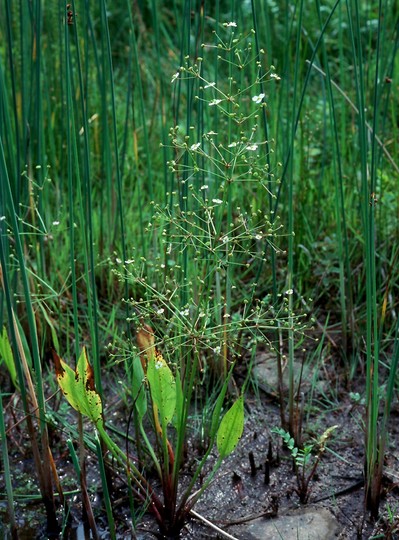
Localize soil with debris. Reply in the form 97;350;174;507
1;352;399;540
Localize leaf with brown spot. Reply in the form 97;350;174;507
53;348;103;426
136;323;156;369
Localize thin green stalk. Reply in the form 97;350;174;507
66;439;81;477
378;317;399;483
95;436;116;540
0;393;16;538
4;0;20;192
65;22;97;533
221;32;235;378
32;0;46;277
347;0;382;516
98;0;129;321
178;360;234;512
273;0;342;213
0;138;47;426
366;0;384;516
315;0;351;357
287;0;304;442
64;0;80;362
251;0;277;300
129;5;154;206
96;422;164;517
0;138;58;532
171;350;200;510
68;0;101;393
152;0;169;202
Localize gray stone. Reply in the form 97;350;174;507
252;352;312;394
234;508;340;539
251;352;331;398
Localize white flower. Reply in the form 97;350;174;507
200;185;209;190
221;235;229;243
171;71;180;83
204;82;216;89
224;22;237;27
52;221;60;226
255;234;262;240
270;72;281;81
212;198;223;205
190;143;201;151
179;308;189;316
252;93;265;104
155;360;163;370
228;142;238;148
206;130;218;136
157;308;165;315
209;99;222;106
213;345;221;354
285;289;294;295
246;144;258;151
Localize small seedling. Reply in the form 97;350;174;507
272;425;338;503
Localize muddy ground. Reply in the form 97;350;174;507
1;351;399;540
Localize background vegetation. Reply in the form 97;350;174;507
0;0;398;537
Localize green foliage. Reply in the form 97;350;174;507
0;327;18;389
116;27;298;386
217;395;245;459
272;427;313;469
130;355;147;421
55;337;245;535
147;351;177;427
272;425;338;504
54;349;103;426
1;0;399;535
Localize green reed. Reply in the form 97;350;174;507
1;2;399;537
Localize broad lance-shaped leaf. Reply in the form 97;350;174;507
53;348;103;426
216;395;244;459
147;350;176;427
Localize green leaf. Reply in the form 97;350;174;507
14;318;32;369
173;369;184;430
0;327;18;389
54;348;103;427
39;306;60;353
147;351;176;427
131;355;147;421
210;363;236;439
216;395;244;459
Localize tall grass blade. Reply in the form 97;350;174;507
0;392;16;538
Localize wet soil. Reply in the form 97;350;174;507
1;358;399;540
